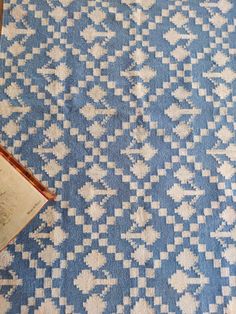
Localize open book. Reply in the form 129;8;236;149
0;145;55;251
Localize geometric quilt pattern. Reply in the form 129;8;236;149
0;0;236;313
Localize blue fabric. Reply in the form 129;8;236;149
0;0;236;313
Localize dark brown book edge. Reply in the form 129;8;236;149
0;144;56;200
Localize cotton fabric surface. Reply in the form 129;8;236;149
0;0;236;313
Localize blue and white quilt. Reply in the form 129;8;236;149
0;0;236;313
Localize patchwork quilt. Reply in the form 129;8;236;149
0;0;236;313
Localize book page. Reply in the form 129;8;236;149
0;155;47;251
